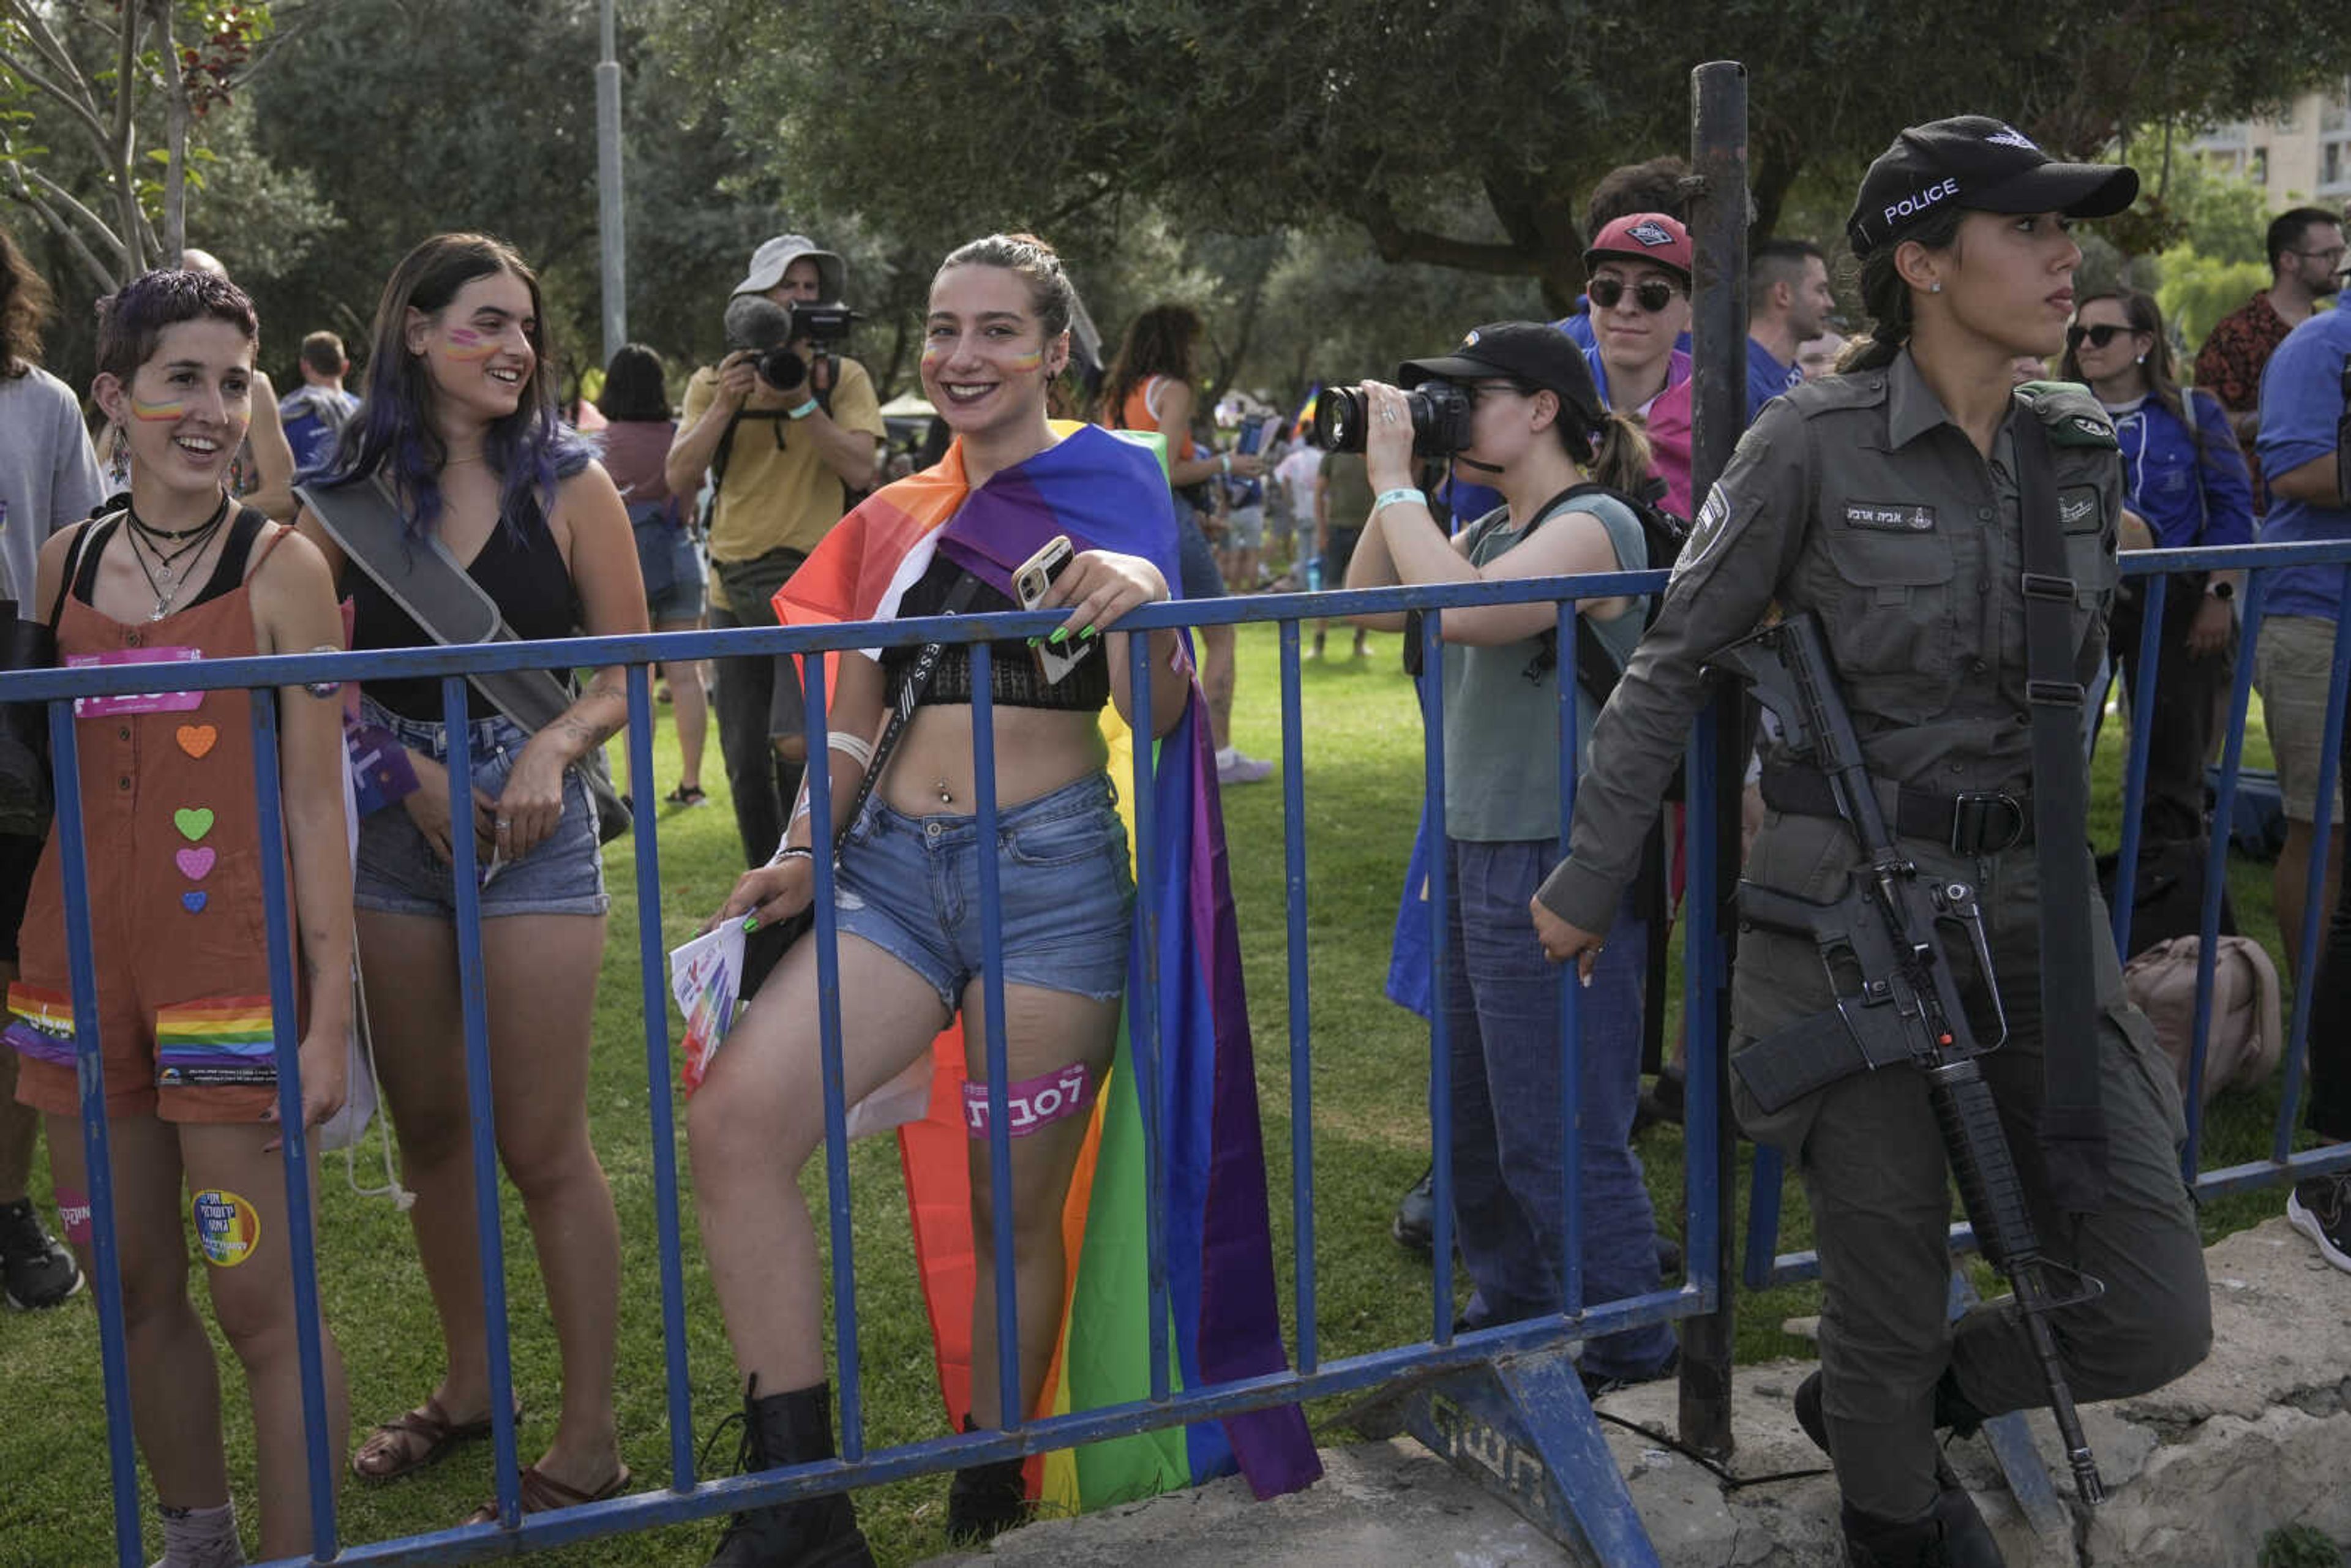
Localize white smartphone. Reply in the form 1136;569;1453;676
1014;535;1094;685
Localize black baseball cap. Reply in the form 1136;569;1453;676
1398;322;1605;429
1845;116;2139;258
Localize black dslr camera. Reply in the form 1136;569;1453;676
722;296;861;393
1310;380;1474;458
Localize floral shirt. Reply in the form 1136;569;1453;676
2191;290;2295;514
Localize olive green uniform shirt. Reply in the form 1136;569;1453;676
1537;350;2124;930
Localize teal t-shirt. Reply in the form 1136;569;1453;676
1439;492;1649;842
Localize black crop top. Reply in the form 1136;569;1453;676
346;501;582;721
879;554;1112;713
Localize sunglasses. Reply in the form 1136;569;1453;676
2066;323;2132;350
1589;276;1682;313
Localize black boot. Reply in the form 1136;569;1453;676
707;1379;876;1568
946;1417;1029;1544
1840;1488;2005;1567
1392;1165;1435;1254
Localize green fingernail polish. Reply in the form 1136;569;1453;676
1048;628;1068;645
742;916;760;933
1027;636;1043;648
1080;626;1100;640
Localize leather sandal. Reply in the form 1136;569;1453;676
351;1394;519;1484
463;1461;631;1525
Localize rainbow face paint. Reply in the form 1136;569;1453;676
130;396;189;422
443;326;502;362
1004;348;1045;373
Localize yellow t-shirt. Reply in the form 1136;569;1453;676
680;355;884;568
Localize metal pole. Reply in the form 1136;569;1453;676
596;0;628;362
1679;56;1749;1463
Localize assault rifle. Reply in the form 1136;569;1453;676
1707;611;2107;1506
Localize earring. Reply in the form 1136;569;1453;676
2135;353;2147;365
1929;282;1943;294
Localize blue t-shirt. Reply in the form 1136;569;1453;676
2253;309;2351;622
1746;337;1801;424
2109;391;2253;552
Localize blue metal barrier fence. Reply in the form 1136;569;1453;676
12;569;1690;1567
14;539;2350;1564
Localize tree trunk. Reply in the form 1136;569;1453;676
161;0;189;261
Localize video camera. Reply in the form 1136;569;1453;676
722;294;861;394
1310;380;1474;458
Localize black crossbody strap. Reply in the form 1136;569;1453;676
2012;412;2109;1215
814;574;983;855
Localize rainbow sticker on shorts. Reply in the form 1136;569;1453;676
2;985;78;1069
154;997;277;1088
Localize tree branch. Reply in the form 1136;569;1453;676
0;5;117;157
1355;196;1543;281
2;174;118;294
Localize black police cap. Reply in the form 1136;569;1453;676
1398;322;1605;429
1845;116;2139;258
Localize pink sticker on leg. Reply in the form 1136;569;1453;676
963;1062;1096;1139
55;1186;91;1245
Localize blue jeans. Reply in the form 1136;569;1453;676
1442;837;1674;1378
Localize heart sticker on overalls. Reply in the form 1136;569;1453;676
175;724;217;759
173;808;214;842
181;891;208;913
175;848;216;880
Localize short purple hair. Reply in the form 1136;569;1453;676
94;268;258;384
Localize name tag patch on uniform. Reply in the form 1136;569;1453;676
2058;486;2101;533
1843;501;1936;533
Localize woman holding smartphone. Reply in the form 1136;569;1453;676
689;233;1314;1566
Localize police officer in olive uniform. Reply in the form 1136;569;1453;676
1531;119;2213;1567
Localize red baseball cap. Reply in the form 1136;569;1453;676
1583;213;1693;284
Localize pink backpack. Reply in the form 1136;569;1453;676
2120;935;2284;1107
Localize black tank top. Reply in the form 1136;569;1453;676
345;501;582;721
73;506;273;612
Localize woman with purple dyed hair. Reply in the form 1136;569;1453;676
294;233;643;1521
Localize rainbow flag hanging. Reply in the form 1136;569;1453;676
1286;383;1321;443
775;422;1321;1509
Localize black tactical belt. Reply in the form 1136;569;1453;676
1761;765;2033;855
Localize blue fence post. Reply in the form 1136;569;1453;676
800;650;866;1457
1277;617;1317;1374
1125;633;1171;1402
967;643;1022;1430
1554;599;1584;1322
2274;565;2351;1162
244;688;339;1561
1419;607;1454;1347
2111;571;2170;953
47;701;143;1568
2182;572;2268;1171
623;666;698;1490
440;675;521;1529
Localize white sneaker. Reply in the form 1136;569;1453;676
1216;749;1275;786
2285;1174;2351;1275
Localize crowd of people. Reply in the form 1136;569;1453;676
0;108;2345;1568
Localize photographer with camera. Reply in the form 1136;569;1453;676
667;235;884;869
1336;323;1679;1394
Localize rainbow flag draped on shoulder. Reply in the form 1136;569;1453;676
774;421;1321;1510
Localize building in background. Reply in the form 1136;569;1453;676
2195;83;2351;211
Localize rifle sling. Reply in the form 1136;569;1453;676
2011;413;2109;1214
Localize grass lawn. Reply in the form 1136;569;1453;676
0;620;2320;1565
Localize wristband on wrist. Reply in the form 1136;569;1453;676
1219;452;1232;476
825;730;876;769
1372;487;1428;521
786;398;820;421
767;844;815;869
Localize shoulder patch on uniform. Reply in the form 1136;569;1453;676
2013;380;2118;449
1781;372;1886;418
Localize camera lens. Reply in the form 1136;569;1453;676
758;346;808;392
1311;387;1365;453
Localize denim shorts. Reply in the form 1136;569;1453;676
831;772;1133;1016
1175;509;1226;600
646;528;706;623
353;701;610;919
